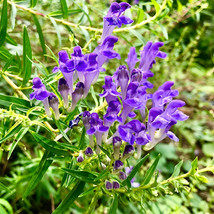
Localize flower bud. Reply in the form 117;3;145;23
113;136;122;160
77;155;84;162
118;171;127;180
114;160;123;171
85;147;93;157
48;93;60;120
113;181;120;189
123;145;135;159
58;78;70;109
105;181;113;190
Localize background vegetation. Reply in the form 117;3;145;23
0;0;213;213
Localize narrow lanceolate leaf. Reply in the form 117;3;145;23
79;127;86;149
0;0;7;47
189;157;198;175
61;168;97;183
50;17;62;47
0;182;9;191
123;154;149;188
22;26;32;86
109;194;118;214
30;131;71;156
30;0;37;8
54;119;71;143
0;122;22;144
0;94;32;109
142;154;160;185
60;0;68;19
32;14;47;59
52;180;85;214
23;150;54;199
171;160;183;178
8;127;29;160
10;3;17;30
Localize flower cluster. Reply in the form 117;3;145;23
30;2;133;119
84;41;188;159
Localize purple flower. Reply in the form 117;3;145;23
152;81;179;110
99;76;120;103
139;41;167;73
104;100;122;126
86;113;109;153
113;65;129;100
125;47;139;74
145;100;189;150
95;36;120;67
48;93;60;120
100;2;133;43
30;77;52;117
58;78;70;109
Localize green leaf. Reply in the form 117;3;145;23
123;154;149;187
30;131;71;156
196;175;209;183
48;9;82;17
22;26;32;86
0;122;22;144
0;205;7;214
30;0;37;7
53;180;85;214
5;34;17;46
0;0;7;47
60;0;68;19
202;143;214;157
171;160;183;178
0;199;13;214
79;127;86;149
10;3;16;30
61;168;97;183
142;154;160;185
0;182;9;191
79;186;97;198
93;168;109;182
151;0;160;14
159;23;168;40
109;194;118;214
189;157;198;175
54;119;71;143
32;14;47;60
0;94;32;109
98;145;111;158
23;150;53;198
2;55;14;72
50;17;62;47
129;29;146;45
7;127;29;159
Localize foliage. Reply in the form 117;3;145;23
0;0;213;213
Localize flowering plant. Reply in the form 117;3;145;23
0;1;213;213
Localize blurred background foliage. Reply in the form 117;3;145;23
0;0;213;213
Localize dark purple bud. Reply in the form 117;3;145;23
105;181;113;190
77;155;84;163
69;82;85;112
69;116;81;128
118;171;127;180
58;78;70;109
114;160;124;171
85;147;93;157
48;93;60;120
113;181;120;189
113;136;122;148
123;145;135;158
